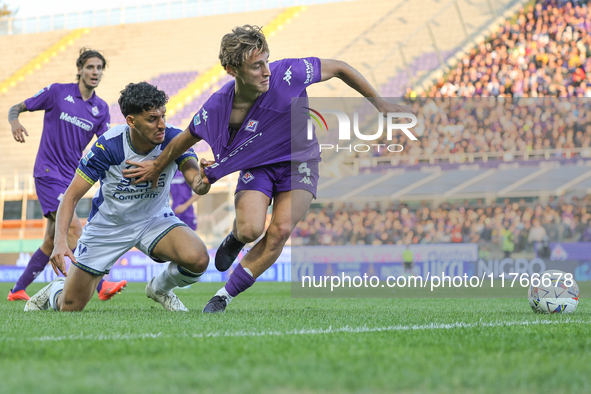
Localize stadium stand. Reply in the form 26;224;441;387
300;0;591;258
0;0;521;242
344;1;591;164
0;29;89;95
296;195;591;252
431;0;591;98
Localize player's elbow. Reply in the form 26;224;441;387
332;59;352;79
196;183;211;195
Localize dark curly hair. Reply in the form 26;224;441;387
118;82;168;117
76;47;107;81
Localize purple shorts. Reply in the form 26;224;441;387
35;176;69;218
235;160;319;199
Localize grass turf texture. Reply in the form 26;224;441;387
1;282;590;394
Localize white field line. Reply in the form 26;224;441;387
1;319;589;342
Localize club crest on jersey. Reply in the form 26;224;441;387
245;119;259;132
92;106;99;116
194;113;201;126
81;150;94;166
241;171;255;184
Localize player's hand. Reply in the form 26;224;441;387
200;158;214;185
11;122;29;143
122;160;162;187
192;158;213;195
49;243;74;277
174;204;187;214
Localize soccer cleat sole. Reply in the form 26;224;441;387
214;233;244;272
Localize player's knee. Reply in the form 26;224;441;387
268;223;293;246
59;295;86;312
180;249;209;273
235;224;264;243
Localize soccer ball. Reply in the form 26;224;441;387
528;269;579;314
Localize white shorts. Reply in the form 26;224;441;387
73;211;187;276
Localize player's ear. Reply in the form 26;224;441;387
125;114;135;128
226;65;237;77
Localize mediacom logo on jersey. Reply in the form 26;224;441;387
59;112;94;131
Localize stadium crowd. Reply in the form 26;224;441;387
351;0;591;162
433;0;591;99
361;97;591;161
293;196;591;253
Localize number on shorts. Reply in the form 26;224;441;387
298;162;311;177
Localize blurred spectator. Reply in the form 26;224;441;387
349;1;591;164
294;196;591;248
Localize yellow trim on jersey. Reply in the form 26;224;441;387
76;168;96;185
178;156;198;171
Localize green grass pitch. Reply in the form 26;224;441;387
1;282;590;393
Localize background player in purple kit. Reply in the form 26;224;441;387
123;25;413;313
7;48;127;302
170;170;199;230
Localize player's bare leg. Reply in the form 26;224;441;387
214;190;269;271
242;190;312;276
25;264;102;312
56;264;103;311
204;189;313;312
146;226;209;311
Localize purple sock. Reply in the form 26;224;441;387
13;248;50;292
96;279;105;292
224;264;256;297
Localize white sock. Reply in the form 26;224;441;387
49;279;65;311
215;287;233;304
151;263;203;294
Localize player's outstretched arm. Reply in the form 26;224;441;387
180;158;213;196
123;127;201;185
50;174;92;277
8;102;29;143
319;59;415;115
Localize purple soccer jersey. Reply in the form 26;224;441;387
188;58;322;184
170;170;197;230
25;83;110;183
